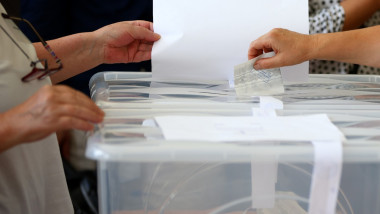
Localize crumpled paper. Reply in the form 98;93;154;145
234;53;284;97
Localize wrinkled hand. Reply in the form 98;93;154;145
248;28;315;70
2;85;104;147
95;21;161;64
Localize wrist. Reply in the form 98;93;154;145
82;31;105;66
305;34;320;61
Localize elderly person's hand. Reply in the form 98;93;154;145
0;85;104;151
35;21;161;84
95;21;161;64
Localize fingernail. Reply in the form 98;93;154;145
154;33;161;39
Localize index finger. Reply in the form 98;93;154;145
248;42;264;60
55;86;105;116
248;36;275;60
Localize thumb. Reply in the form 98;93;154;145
253;56;283;70
129;25;161;42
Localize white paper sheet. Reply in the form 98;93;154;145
152;0;309;82
155;114;345;142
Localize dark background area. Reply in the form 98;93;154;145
0;0;20;16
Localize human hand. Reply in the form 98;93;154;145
1;85;104;148
94;21;161;64
248;28;316;70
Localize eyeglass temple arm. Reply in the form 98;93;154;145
1;13;48;47
1;13;61;65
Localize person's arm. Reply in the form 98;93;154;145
248;26;380;70
313;26;380;66
341;0;380;31
309;0;380;34
33;21;160;84
0;85;104;152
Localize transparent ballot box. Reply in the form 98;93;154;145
86;72;380;214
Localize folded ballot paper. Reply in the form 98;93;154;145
234;53;285;97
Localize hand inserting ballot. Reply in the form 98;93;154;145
248;27;380;70
248;28;313;70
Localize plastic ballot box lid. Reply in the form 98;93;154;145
86;72;380;163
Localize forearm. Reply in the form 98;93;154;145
311;26;380;67
33;32;104;84
341;0;380;31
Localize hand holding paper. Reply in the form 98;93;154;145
248;28;314;70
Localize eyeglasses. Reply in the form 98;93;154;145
1;13;63;82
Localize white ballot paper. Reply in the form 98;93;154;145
155;114;344;142
152;0;309;82
234;53;285;97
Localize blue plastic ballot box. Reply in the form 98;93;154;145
86;72;380;214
